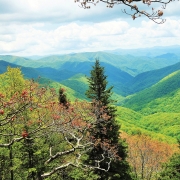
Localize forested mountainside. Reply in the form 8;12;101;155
0;53;180;179
118;70;180;143
126;61;180;93
0;52;180;143
1;57;180;96
123;70;180;111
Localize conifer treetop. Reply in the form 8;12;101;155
86;59;114;106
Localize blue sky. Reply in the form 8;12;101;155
0;0;180;56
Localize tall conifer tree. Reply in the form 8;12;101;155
58;87;69;109
86;59;132;180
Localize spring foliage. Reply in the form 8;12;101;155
0;67;121;179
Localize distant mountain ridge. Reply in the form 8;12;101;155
1;55;180;97
106;45;180;57
1;49;180;76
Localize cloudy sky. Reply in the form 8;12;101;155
0;0;180;56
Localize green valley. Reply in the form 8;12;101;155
0;51;180;145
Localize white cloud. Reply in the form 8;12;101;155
0;0;179;55
1;0;178;24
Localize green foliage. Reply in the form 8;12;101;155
36;77;86;101
0;68;93;179
69;168;99;180
86;59;114;105
158;152;180;180
139;113;180;139
127;61;180;94
60;74;89;100
123;70;180;112
116;106;178;143
0;66;25;96
141;89;180;114
1;56;180;179
116;71;180;144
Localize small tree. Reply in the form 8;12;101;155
121;133;175;180
59;87;69;108
86;59;132;180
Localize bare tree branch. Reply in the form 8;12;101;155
74;0;174;24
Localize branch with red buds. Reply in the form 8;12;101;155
74;0;174;24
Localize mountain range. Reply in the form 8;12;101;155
0;47;180;143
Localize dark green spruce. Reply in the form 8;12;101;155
58;87;69;108
85;59;132;180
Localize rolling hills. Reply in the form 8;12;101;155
123;70;180;112
107;45;180;57
1;50;180;76
126;62;180;94
116;106;179;143
0;49;180;144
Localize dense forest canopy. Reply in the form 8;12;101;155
0;67;122;179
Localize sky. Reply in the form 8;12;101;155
0;0;180;56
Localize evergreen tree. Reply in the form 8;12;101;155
59;87;69;108
86;59;132;180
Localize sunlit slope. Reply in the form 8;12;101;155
116;106;179;143
123;70;180;111
140;88;180;114
35;77;86;101
0;55;42;67
60;73;89;100
127;62;180;94
139;113;180;139
0;55;30;64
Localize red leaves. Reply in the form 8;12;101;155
60;88;65;92
22;131;28;138
52;115;60;120
121;133;177;179
0;93;5;98
21;90;28;97
0;109;4;115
